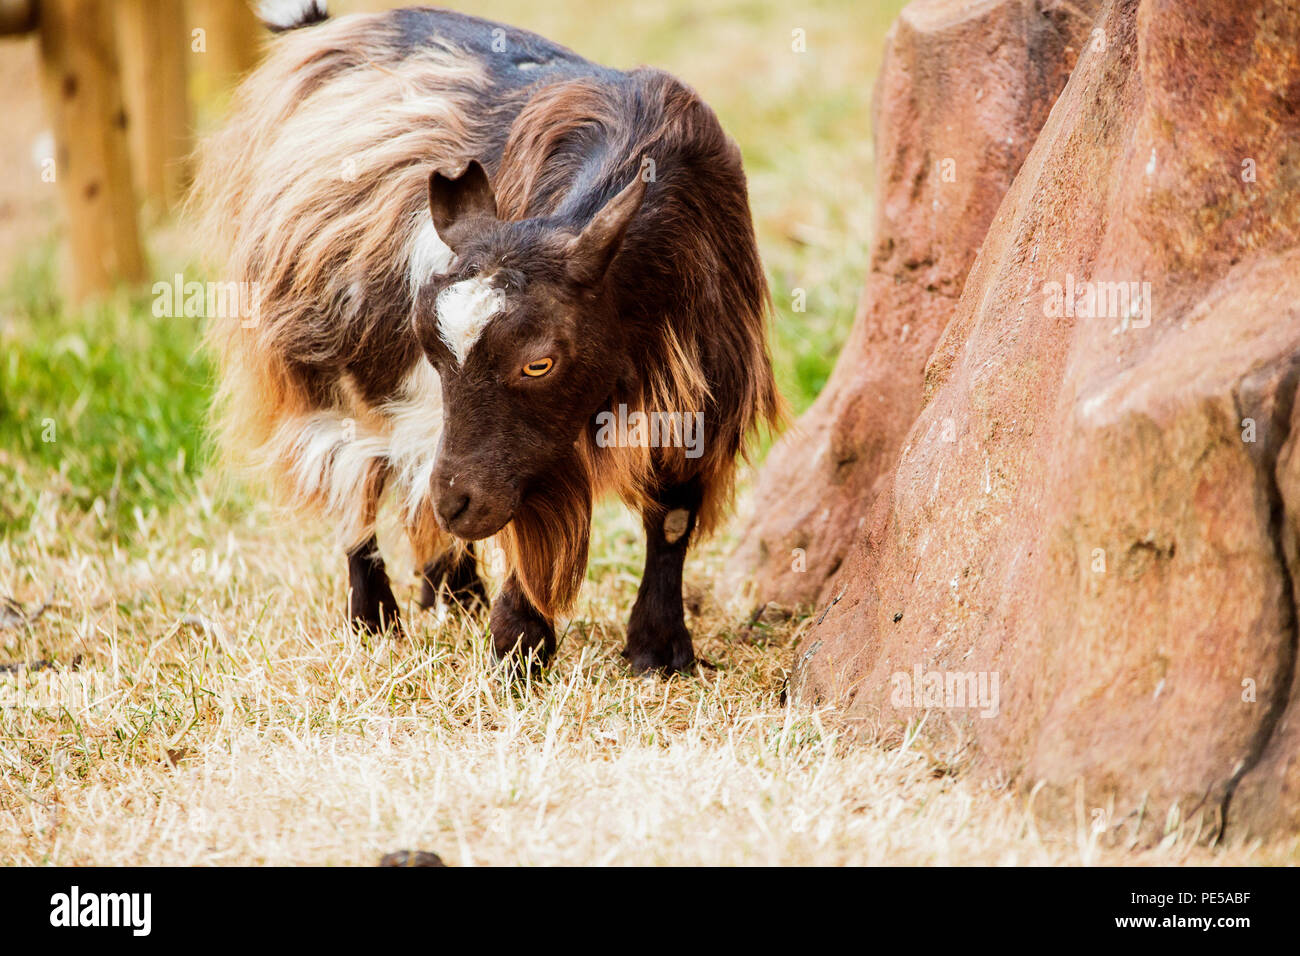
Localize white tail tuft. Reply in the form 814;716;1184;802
257;0;328;33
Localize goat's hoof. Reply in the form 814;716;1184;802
623;627;695;676
489;600;554;672
350;611;403;638
349;591;402;638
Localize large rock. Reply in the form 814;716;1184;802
768;0;1300;839
731;0;1102;606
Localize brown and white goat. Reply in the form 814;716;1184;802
195;3;780;673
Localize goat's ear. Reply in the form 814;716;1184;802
566;175;647;287
428;160;497;248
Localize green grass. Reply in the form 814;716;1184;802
0;243;211;539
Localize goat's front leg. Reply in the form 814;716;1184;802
490;575;555;668
625;482;700;675
347;534;402;635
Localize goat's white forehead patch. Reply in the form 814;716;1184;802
436;273;504;365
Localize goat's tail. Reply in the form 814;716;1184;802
256;0;329;33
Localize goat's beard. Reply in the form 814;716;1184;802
497;451;593;619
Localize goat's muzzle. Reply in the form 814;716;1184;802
432;469;516;540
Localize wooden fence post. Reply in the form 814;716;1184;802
0;0;36;34
188;0;263;102
116;0;192;216
37;0;146;301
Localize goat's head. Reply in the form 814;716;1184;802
412;161;646;541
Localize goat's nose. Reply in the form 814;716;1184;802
431;469;513;540
437;487;471;529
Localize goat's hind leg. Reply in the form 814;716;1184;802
418;542;488;613
344;464;401;635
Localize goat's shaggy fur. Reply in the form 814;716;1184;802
194;8;779;620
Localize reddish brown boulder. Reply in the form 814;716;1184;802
772;0;1300;838
731;0;1101;606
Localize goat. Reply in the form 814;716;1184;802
194;2;780;673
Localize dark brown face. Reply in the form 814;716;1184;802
412;162;645;540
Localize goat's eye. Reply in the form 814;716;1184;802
523;358;554;377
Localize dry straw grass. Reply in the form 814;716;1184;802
2;483;1295;866
2;0;1295;867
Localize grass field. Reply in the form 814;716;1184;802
1;0;1295;865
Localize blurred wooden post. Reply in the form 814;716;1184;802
0;0;36;34
189;0;263;100
37;0;146;300
117;0;192;216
